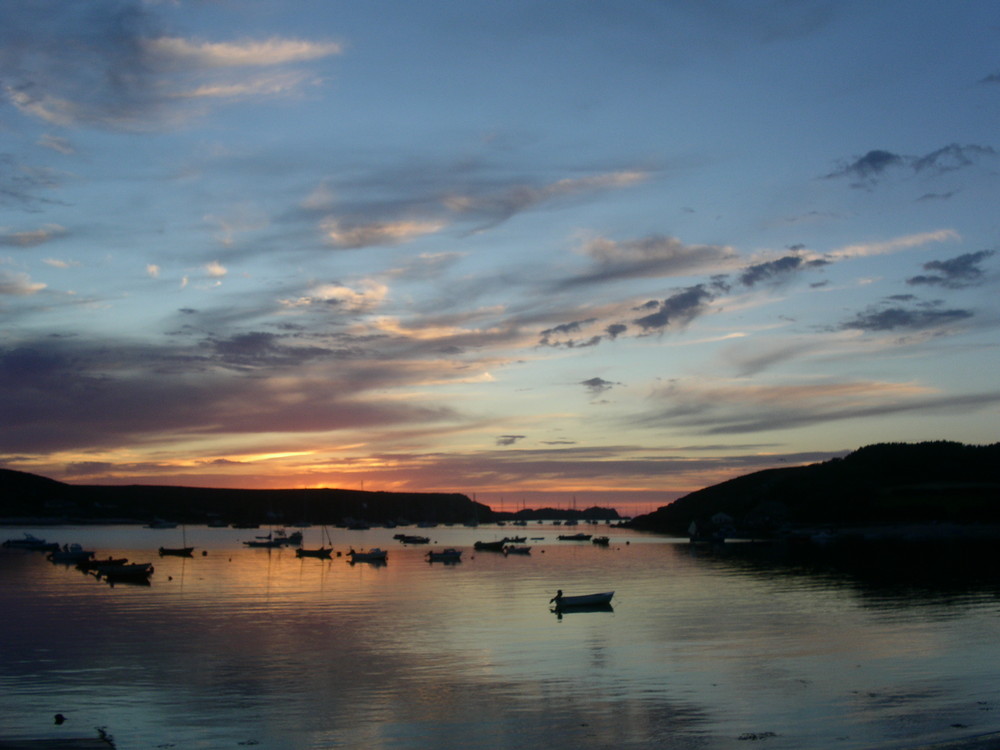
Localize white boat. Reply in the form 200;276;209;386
426;548;462;562
347;548;388;563
549;590;614;608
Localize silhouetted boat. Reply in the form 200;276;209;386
3;533;58;552
557;533;592;541
426;548;462;562
592;536;610;546
159;546;194;557
474;540;507;551
549;590;614;609
159;526;194;556
94;561;154;581
296;546;332;558
395;534;430;544
347;548;387;563
503;545;531;555
297;526;334;558
48;544;95;564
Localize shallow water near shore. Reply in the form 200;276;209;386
2;524;1000;749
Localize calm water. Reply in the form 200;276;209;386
3;524;1000;749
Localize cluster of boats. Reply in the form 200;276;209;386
4;533;155;584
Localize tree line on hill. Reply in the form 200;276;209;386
627;441;1000;536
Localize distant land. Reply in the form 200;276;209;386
627;441;1000;538
0;469;620;526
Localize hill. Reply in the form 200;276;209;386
0;468;494;526
627;441;1000;536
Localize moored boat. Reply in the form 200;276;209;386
473;539;507;552
158;546;195;557
592;536;610;546
347;548;388;563
48;544;95;564
296;547;333;558
557;533;592;541
426;548;462;562
503;545;531;555
3;533;59;552
94;561;155;581
549;590;614;609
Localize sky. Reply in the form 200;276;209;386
1;0;998;515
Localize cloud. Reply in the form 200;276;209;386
0;224;67;247
632;284;716;332
840;304;974;332
558;234;738;288
825;144;996;187
906;249;996;289
205;261;228;278
0;270;46;295
445;170;646;231
825;229;959;260
321;218;446;249
739;254;829;287
144;37;343;69
496;435;526;446
0;1;341;130
634;378;1000;436
580;377;621;396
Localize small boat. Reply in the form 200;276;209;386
549;590;614;609
48;544;95;564
505;536;527;543
296;547;332;558
591;536;610;546
94;561;155;581
426;548;462;562
79;556;128;572
395;534;430;544
159;525;194;556
297;526;334;558
473;540;507;552
347;548;388;563
557;533;592;541
159;546;195;557
503;545;531;555
3;533;59;552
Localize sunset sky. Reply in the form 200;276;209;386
2;1;998;514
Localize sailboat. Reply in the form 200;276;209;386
158;525;195;557
296;525;333;558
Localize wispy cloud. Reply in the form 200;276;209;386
0;1;342;130
906;249;996;289
825;144;996;187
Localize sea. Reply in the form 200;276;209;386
2;523;1000;750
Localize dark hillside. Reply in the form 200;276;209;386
628;442;1000;535
0;468;493;525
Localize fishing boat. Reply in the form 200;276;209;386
426;548;462;562
347;548;388;563
549;590;614;609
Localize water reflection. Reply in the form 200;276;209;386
3;526;1000;749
